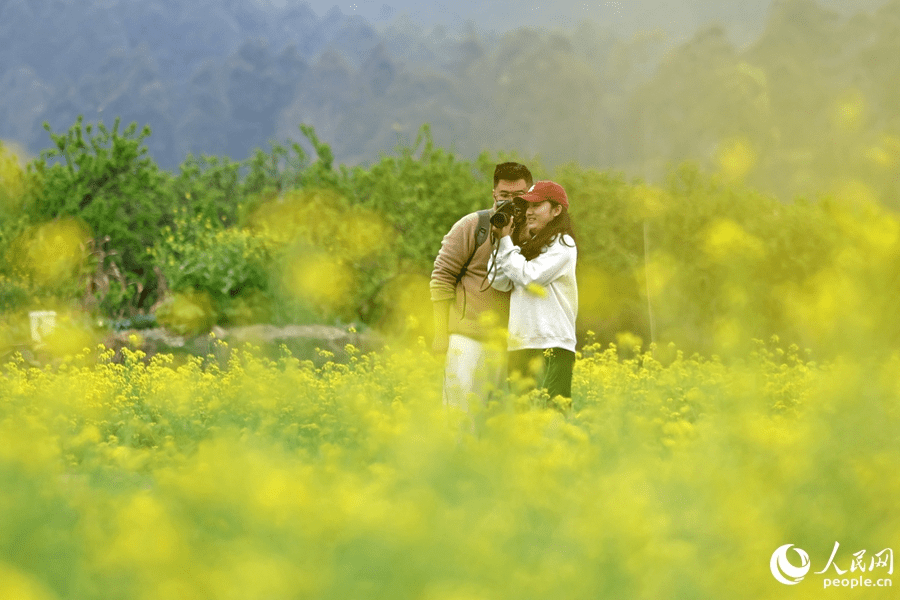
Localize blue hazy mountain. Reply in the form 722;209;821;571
0;0;894;175
303;0;888;42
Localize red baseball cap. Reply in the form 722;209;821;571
517;180;569;209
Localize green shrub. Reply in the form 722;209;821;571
26;116;174;314
170;154;243;228
345;125;486;270
151;210;274;328
11;117;900;358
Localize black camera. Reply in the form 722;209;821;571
490;198;526;228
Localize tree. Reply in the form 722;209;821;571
28;116;173;314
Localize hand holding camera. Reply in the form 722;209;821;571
490;197;526;240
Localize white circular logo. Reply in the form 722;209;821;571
770;544;811;585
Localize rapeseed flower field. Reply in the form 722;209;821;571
2;124;899;598
1;334;896;599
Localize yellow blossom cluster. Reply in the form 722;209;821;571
0;338;896;599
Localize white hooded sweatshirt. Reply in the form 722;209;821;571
488;234;577;352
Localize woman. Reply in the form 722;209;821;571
488;180;578;399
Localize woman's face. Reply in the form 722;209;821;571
525;200;562;237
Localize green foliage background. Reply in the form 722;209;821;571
2;111;899;360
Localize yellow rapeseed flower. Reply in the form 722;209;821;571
525;282;547;297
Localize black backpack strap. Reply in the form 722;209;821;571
474;208;491;248
455;209;491;284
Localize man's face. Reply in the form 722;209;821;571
492;179;529;210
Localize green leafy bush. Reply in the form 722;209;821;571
151;210;273;329
244;188;395;326
9;116;899;359
26;116;174;314
345;125;486;270
170;154;243;228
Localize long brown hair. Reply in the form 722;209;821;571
518;203;576;261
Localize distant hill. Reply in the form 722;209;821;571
0;0;670;168
0;0;390;166
3;0;900;206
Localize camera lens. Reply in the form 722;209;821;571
490;211;510;228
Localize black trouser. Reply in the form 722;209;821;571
507;347;575;399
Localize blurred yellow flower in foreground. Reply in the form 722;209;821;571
0;330;894;599
831;88;866;131
525;282;547;297
831;179;879;209
703;218;764;262
630;184;667;219
42;311;99;358
14;219;91;286
717;137;757;182
155;289;217;335
282;253;353;309
0;562;58;600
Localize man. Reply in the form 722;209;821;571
430;162;533;413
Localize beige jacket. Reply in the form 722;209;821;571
430;210;510;340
